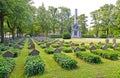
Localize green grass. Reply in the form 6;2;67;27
8;38;120;78
10;39;29;78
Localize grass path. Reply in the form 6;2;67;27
10;39;28;78
32;39;63;78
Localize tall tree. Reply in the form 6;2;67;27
78;14;88;36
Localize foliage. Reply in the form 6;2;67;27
0;58;15;78
91;50;118;60
40;44;46;49
82;34;95;38
50;34;62;38
51;44;59;48
44;48;55;54
63;32;71;39
62;47;72;53
53;53;77;70
76;52;101;63
78;46;86;51
24;56;45;76
63;44;71;47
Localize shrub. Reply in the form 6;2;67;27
76;52;101;64
0;58;15;78
78;46;86;51
1;46;9;51
100;34;107;38
53;53;77;70
62;47;72;53
40;44;46;49
63;44;71;47
75;43;79;46
63;32;71;39
51;44;59;48
50;34;62;38
91;50;118;60
44;48;55;54
82;34;94;38
24;56;45;76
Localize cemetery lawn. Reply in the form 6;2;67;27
10;38;120;78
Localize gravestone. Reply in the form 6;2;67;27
113;39;116;44
89;45;96;51
71;43;75;46
98;41;101;44
54;48;61;53
59;43;63;47
4;39;9;46
80;42;85;46
29;49;39;56
89;42;94;46
113;44;117;50
102;45;107;50
3;51;14;57
74;47;80;52
46;43;50;48
105;39;109;44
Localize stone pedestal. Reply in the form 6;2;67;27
71;30;81;38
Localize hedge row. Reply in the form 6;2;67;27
60;47;72;53
44;48;55;54
76;52;101;63
0;58;15;78
24;56;45;76
91;50;118;60
51;44;59;48
53;53;77;70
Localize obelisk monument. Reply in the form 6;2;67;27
71;9;81;38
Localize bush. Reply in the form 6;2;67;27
63;44;71;47
53;53;77;70
100;34;107;38
76;52;101;64
63;32;71;39
1;46;9;51
75;43;79;46
40;44;46;49
82;34;94;38
62;47;72;53
78;46;86;51
24;56;45;76
91;50;118;60
51;44;59;48
0;58;15;78
50;34;62;38
44;48;55;54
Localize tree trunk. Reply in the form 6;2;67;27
106;28;109;38
0;16;4;43
11;29;15;39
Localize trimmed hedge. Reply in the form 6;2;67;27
63;44;71;47
76;52;101;63
0;58;15;78
53;53;77;70
63;32;71;39
44;48;55;54
51;44;59;48
50;34;62;38
62;47;72;53
40;44;46;49
91;50;118;60
78;46;86;51
24;56;45;76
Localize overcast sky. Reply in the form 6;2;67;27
32;0;117;26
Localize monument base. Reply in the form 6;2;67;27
71;30;81;38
